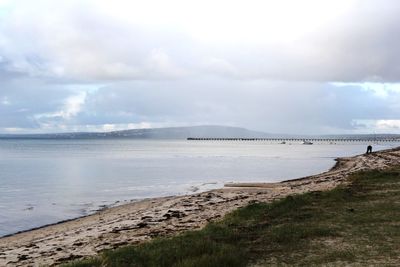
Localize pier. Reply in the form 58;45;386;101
187;137;400;142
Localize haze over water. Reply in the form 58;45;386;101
0;139;397;236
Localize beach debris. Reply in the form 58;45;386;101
163;210;186;219
73;241;83;247
137;222;148;228
17;254;28;261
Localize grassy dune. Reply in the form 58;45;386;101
63;168;400;266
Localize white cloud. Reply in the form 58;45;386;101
93;0;354;44
353;120;400;133
34;92;86;122
1;0;400;82
144;49;187;79
332;82;400;98
0;1;188;80
1;96;10;105
2;127;25;133
376;120;400;130
201;57;237;77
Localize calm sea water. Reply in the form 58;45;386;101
0;139;397;236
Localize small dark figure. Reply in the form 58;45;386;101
366;145;372;154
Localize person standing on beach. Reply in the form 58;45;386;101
366;145;372;154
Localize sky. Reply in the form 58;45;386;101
1;0;400;134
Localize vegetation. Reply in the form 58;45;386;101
63;168;400;266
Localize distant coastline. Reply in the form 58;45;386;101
1;125;400;140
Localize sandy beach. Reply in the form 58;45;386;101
1;147;400;266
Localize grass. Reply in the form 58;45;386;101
62;167;400;266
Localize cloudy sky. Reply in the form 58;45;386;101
1;0;400;134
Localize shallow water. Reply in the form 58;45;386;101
0;139;397;236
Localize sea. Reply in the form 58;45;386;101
0;139;398;237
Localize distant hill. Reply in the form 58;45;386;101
0;125;272;139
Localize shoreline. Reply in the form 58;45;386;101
0;198;162;239
1;147;400;266
0;154;336;239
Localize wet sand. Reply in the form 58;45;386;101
1;148;400;266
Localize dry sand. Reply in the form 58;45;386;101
1;148;400;266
